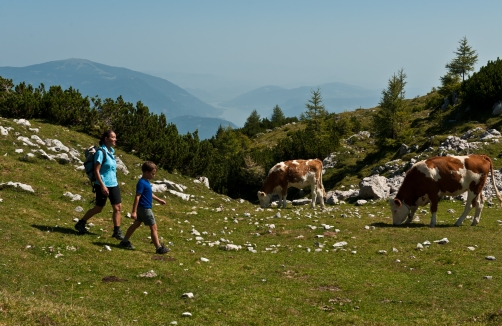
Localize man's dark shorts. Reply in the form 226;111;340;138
94;185;121;207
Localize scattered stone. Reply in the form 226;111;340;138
416;243;424;249
220;244;241;251
182;292;194;299
104;245;111;251
484;276;493;280
378;250;387;254
138;270;157;278
63;191;82;201
485;256;496;261
434;238;449;244
333;241;348;248
181;312;192;317
0;181;35;193
200;257;210;262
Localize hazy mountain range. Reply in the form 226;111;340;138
0;58;383;138
218;83;381;118
0;59;225;120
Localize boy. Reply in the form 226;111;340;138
120;161;169;254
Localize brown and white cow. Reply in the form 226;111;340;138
389;154;502;227
257;159;326;209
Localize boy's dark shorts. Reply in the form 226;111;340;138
94;185;121;207
137;207;156;226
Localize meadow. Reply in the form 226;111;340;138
1;118;502;325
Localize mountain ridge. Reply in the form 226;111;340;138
0;58;222;120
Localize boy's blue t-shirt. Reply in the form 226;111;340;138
94;144;118;187
136;178;153;209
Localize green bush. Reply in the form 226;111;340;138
463;58;502;111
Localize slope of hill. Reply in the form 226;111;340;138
0;59;222;119
219;82;381;118
3;114;502;324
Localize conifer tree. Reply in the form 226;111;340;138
270;105;285;126
445;36;478;82
242;109;262;137
304;87;328;132
373;69;409;146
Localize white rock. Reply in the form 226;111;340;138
484;276;493;280
485;256;496;261
378;250;387;254
467;246;476;251
0;181;34;193
434;238;449;244
333;241;348;248
200;257;210;262
104;245;111;251
392;247;399;253
63;192;82;201
181;312;192;317
181;292;194;299
138;270;157;278
416;243;424;249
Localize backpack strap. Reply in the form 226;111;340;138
99;147;107;165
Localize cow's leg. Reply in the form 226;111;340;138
281;189;288;208
317;187;325;209
311;185;317;209
471;193;484;226
405;206;418;224
454;191;476;226
429;196;439;227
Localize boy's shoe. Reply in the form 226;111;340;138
112;228;124;240
74;220;87;234
156;244;170;254
120;240;135;250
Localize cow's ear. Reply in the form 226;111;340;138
393;198;402;207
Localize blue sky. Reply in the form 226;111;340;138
1;0;501;96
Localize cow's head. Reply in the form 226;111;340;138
388;198;410;225
257;191;272;208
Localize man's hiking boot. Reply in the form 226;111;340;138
112;228;124;240
120;240;135;250
74;220;87;234
156;244;170;254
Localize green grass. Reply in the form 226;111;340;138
2;118;502;325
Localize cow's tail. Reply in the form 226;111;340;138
488;156;502;207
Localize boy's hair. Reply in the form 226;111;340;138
142;161;157;173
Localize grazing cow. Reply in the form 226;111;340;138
257;159;325;209
389;154;502;227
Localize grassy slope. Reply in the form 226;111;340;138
1;116;502;325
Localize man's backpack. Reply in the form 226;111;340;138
83;146;106;190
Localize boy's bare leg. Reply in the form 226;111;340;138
150;224;160;248
123;220;142;241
